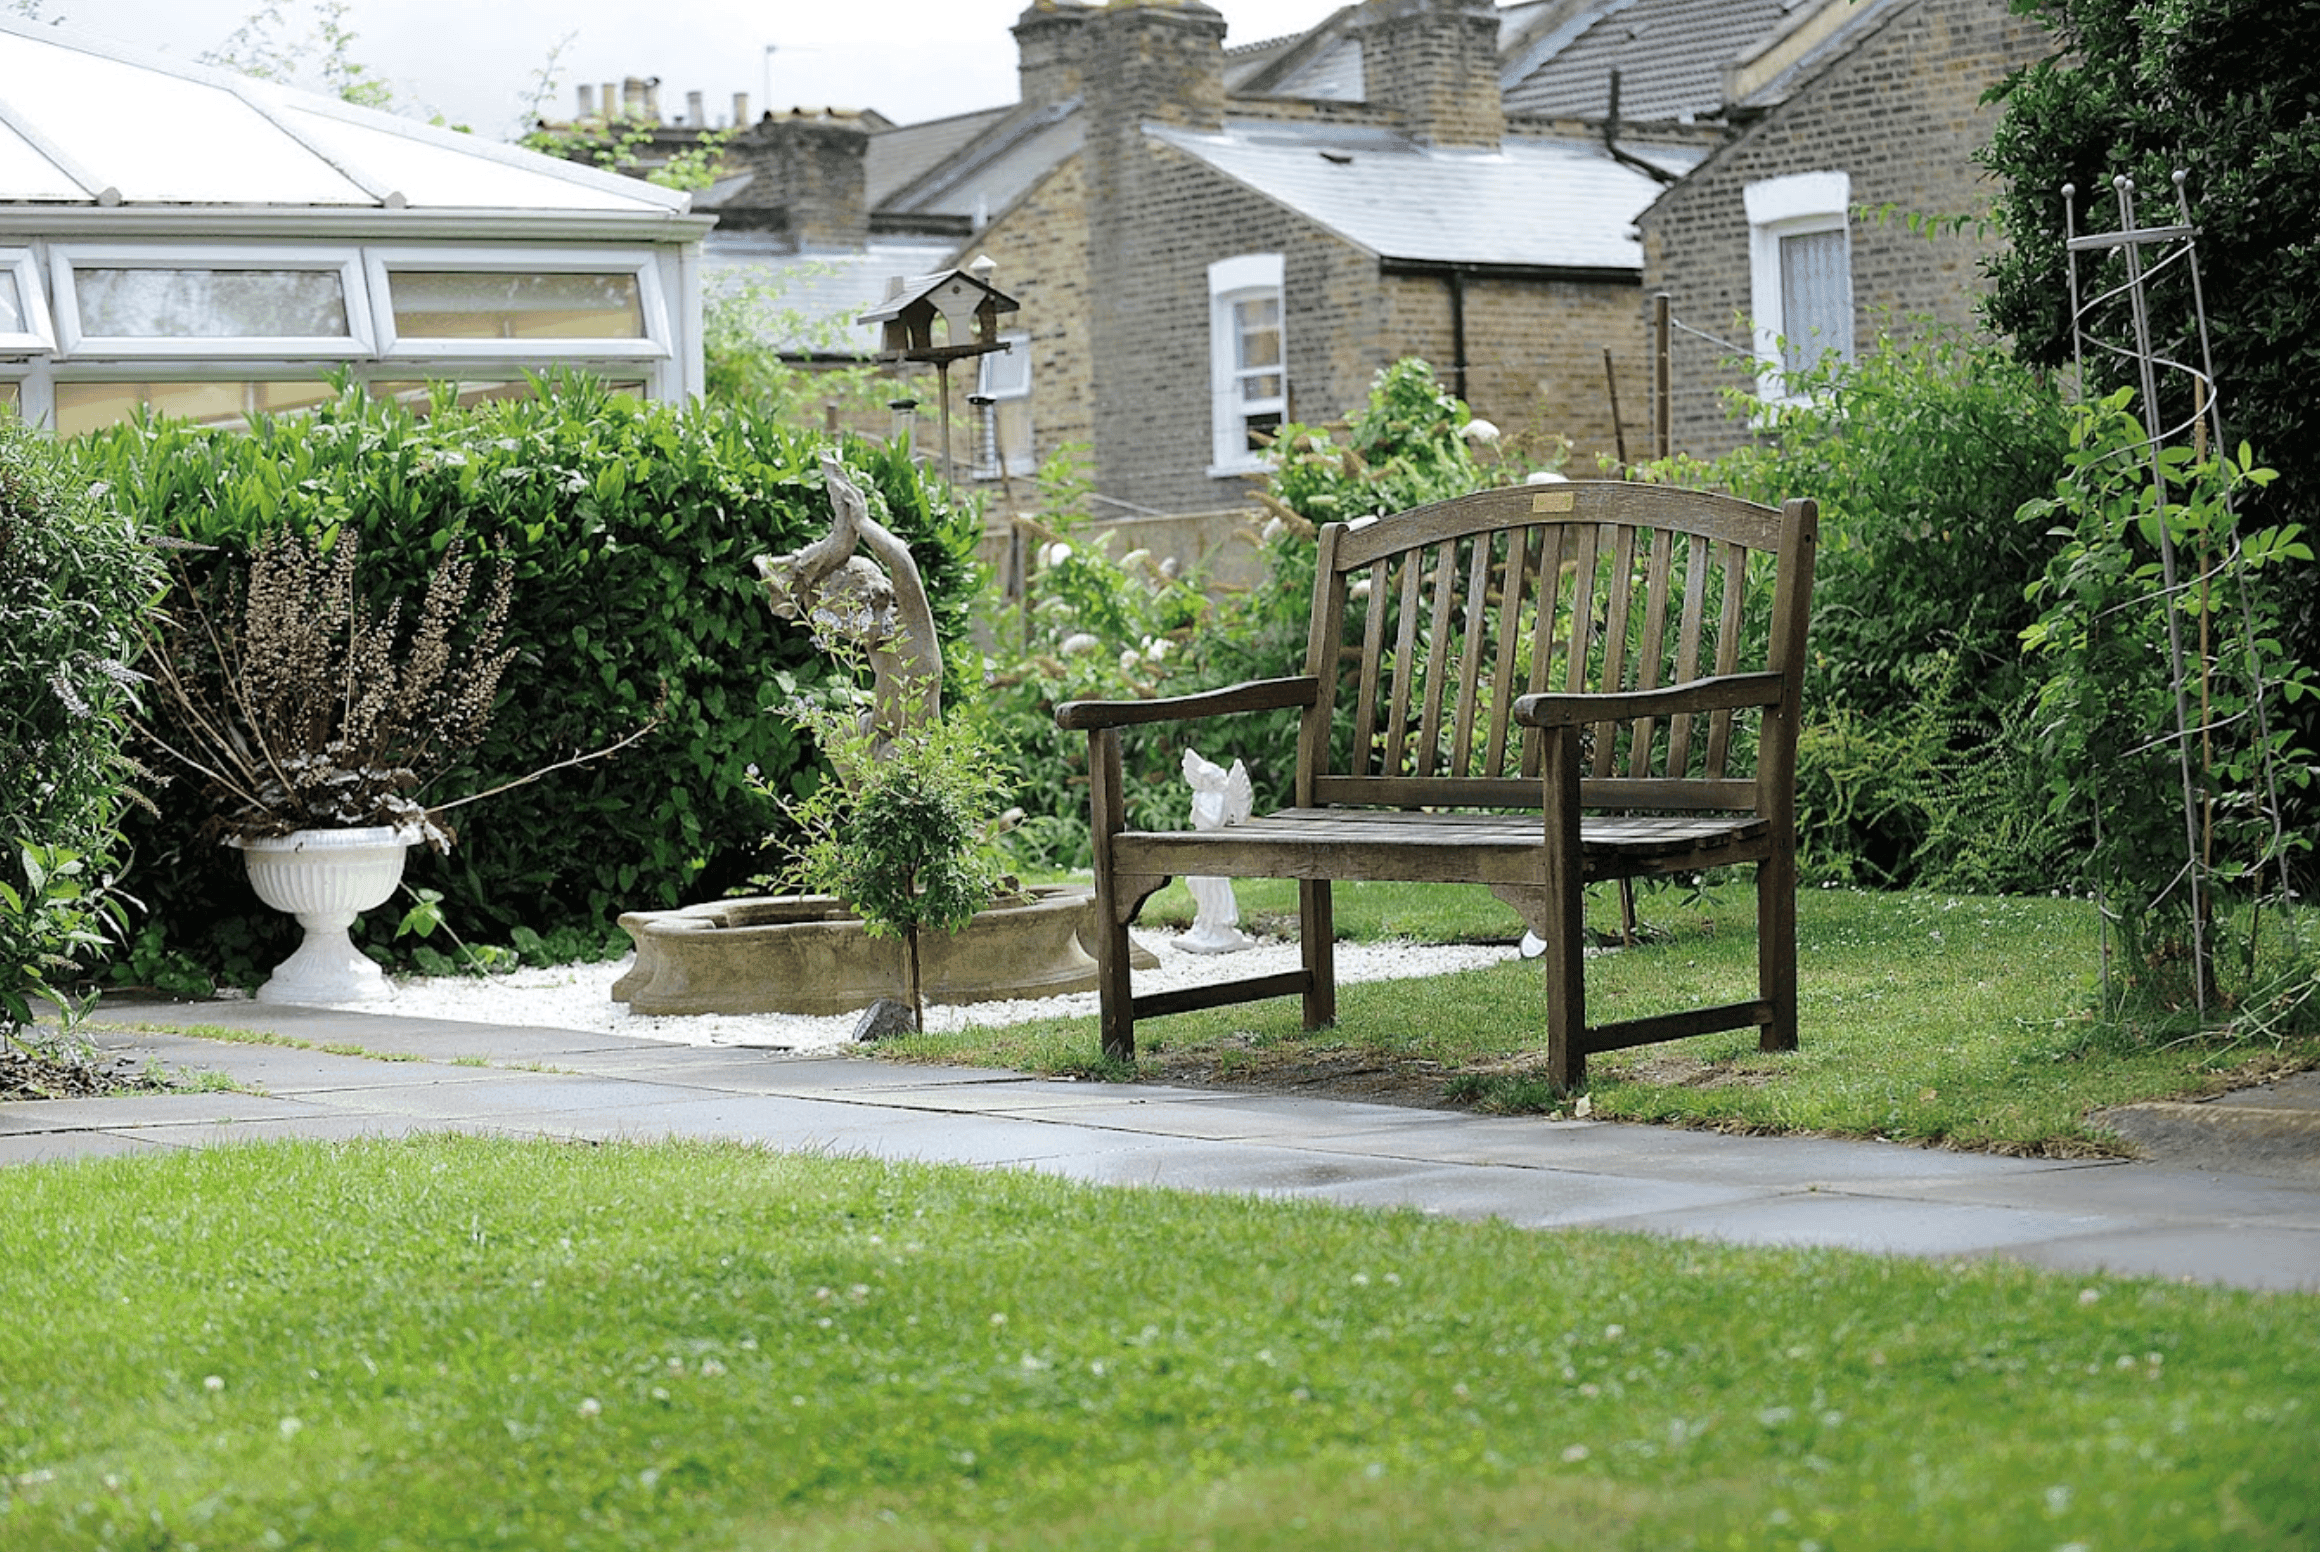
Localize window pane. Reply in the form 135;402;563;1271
391;271;645;339
59;378;339;435
1778;229;1851;377
1234;295;1281;371
0;381;18;413
0;273;22;335
369;378;646;416
76;268;349;338
1243;410;1282;451
1240;373;1282;403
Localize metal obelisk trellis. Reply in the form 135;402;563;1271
2060;170;2295;1018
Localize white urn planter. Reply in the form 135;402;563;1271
232;826;417;1005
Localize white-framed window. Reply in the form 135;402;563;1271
364;247;670;359
50;245;372;358
0;251;57;356
1745;171;1853;404
973;329;1034;480
1208;252;1285;475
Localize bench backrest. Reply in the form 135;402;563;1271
1296;481;1817;815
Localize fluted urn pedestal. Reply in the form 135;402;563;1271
233;826;416;1005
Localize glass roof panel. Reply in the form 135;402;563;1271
279;106;683;214
0;115;87;201
0;32;372;205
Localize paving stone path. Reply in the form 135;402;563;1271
9;997;2317;1293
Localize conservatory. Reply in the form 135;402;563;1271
0;17;711;435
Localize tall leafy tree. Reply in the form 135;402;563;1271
1980;0;2320;696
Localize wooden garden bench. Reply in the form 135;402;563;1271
1054;480;1818;1087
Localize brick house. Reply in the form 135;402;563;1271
1634;0;2050;456
554;0;2042;512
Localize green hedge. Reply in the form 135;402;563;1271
81;377;981;988
0;415;160;1033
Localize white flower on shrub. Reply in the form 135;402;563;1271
1060;632;1101;656
1040;541;1073;569
1120;548;1150;571
1143;637;1170;663
1119;648;1142;674
1261;517;1285;543
1459;418;1501;445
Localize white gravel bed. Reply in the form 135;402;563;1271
361;930;1522;1056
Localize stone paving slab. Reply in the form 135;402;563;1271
1594;1192;2127;1258
1996;1224;2320;1291
1231;1159;1778;1230
0;1129;165;1165
1863;1161;2320;1231
119;1033;513;1095
0;1091;326;1136
93;1004;645;1063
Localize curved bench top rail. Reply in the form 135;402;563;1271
1329;480;1785;571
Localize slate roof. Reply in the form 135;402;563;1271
1727;0;1914;110
0;16;687;216
877;100;1083;224
865;106;1016;209
1501;0;1792;121
1143;118;1704;270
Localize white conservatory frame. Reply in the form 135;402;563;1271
0;16;712;436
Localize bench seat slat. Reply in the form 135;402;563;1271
1111;808;1770;886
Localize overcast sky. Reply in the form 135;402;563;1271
38;0;1349;140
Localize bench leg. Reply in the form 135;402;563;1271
1542;724;1586;1092
1300;878;1335;1029
1088;728;1135;1063
1758;851;1798;1054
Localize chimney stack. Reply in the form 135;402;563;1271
1358;0;1505;149
733;91;752;127
1012;2;1093;106
576;83;596;119
686;89;705;127
724;113;870;251
622;77;648;120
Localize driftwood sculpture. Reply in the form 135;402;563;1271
755;453;942;763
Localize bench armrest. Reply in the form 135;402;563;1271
1055;675;1320;732
1512;671;1786;729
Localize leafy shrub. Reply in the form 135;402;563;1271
82;377;980;987
778;695;1013;1031
1634;328;2075;885
0;415;161;1038
1982;0;2320;783
2019;389;2314;1020
980;446;1213;867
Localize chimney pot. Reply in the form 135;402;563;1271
686;89;705;126
733;91;751;126
576;83;596;119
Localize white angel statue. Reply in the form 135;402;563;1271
1180;748;1255;954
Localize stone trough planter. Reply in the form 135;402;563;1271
610;884;1156;1018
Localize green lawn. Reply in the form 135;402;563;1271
885;882;2320;1153
4;1136;2314;1550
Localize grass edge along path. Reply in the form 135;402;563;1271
4;1135;2316;1551
884;883;2320;1155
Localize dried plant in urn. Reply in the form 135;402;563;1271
138;526;642;1005
142;526;517;853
